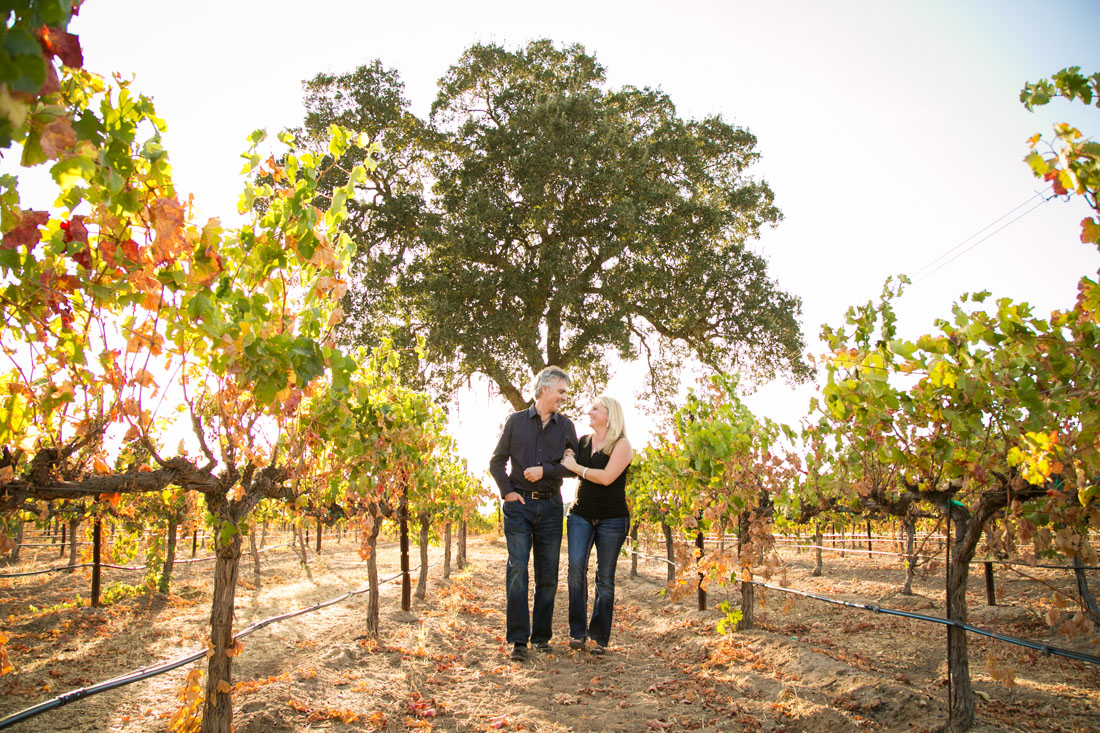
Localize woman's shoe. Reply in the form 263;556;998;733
569;638;585;651
589;644;606;656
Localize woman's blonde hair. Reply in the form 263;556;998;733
591;395;626;455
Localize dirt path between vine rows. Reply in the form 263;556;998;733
1;532;1099;731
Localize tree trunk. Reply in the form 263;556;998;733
415;513;430;601
696;530;706;611
400;491;411;612
661;521;675;584
443;521;452;579
866;520;873;557
902;519;916;596
260;520;268;548
1074;552;1100;626
248;524;262;589
811;524;823;577
91;516;102;607
158;516;178;594
192;529;198;558
365;514;383;638
10;521;22;562
315;516;322;554
630;522;639;579
200;534;242;733
738;510;754;630
457;519;468;569
945;507;977;732
67;516;78;569
59;520;66;557
295;522;313;582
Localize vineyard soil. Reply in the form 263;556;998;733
1;533;1098;732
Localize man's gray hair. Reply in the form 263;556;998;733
530;366;571;400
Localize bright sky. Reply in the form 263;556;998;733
15;0;1100;497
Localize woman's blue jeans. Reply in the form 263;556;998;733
567;513;628;647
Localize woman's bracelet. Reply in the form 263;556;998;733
582;468;589;480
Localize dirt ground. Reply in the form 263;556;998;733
1;530;1098;732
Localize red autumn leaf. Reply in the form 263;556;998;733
120;239;142;264
2;210;49;250
71;244;90;269
99;492;121;507
37;28;83;68
40;116;77;159
63;217;92;270
38;62;60;96
60;215;89;245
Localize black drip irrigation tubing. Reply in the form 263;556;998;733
0;544;293;579
624;546;1100;667
0;557;441;730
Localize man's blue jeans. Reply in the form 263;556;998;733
503;496;563;645
567;513;628;647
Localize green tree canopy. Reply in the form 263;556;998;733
298;40;808;409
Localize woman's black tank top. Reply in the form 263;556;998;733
571;435;630;520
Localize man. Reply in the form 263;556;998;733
489;366;578;661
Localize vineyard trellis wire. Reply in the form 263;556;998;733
0;543;293;579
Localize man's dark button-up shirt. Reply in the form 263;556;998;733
489;406;579;499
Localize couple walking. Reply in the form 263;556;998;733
489;366;633;661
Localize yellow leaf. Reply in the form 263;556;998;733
93;458;110;474
215;679;231;694
1026;133;1041;148
0;87;29;130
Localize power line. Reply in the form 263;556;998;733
909;191;1046;281
913;193;1054;284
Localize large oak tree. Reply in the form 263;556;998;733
298;40;808;408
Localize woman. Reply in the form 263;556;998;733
560;395;633;655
